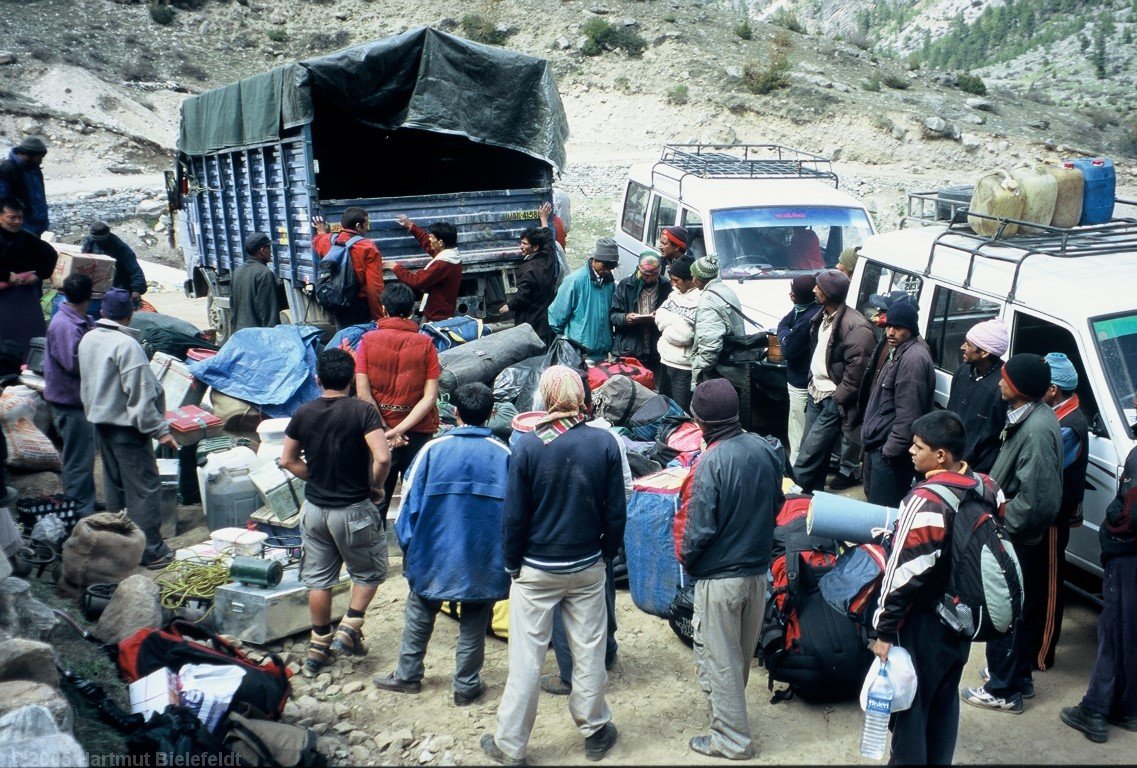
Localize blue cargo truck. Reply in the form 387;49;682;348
171;27;570;339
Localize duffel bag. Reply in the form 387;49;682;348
629;395;685;442
593;375;656;427
588;356;654;391
421;315;490;353
437;324;545;397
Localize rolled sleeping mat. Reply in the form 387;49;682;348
807;492;900;544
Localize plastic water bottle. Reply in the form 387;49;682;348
860;662;894;760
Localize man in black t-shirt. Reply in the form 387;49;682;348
281;349;391;678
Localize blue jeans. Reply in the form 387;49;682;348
551;559;618;684
394;591;491;697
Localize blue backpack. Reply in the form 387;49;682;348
314;235;362;310
420;315;490;352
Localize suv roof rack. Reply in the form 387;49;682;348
652;144;839;198
901;191;1137;302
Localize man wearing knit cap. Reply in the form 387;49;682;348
548;237;619;358
80;222;147;303
1029;351;1089;672
776;274;822;465
675;379;784;759
610;251;670;375
963;353;1062;714
836;246;859;278
946;318;1009;473
658;225;688;266
0;137;49;236
689;255;745;392
792;269;875;494
230;232;280;332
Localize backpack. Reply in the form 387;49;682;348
759;495;873;703
628;395;685;442
818;543;888;625
222;712;326;768
420;315;490;353
126;705;226;763
314;235;362;310
923;481;1025;642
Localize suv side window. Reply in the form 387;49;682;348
620;182;650;241
926;286;1001;371
1012;312;1102;434
855;261;923;323
646;195;679;247
682;208;706;258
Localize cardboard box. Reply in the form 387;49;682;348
51;248;116;293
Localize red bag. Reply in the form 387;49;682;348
588;356;655;391
118;619;291;719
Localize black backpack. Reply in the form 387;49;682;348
314;235;362;310
924;481;1025;642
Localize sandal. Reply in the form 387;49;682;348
302;629;335;678
330;615;367;656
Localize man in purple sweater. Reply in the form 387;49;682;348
44;273;96;517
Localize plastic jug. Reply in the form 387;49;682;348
968;170;1024;236
196;446;263;531
1069;157;1115;225
1010;165;1058;234
256;418;291;462
1047;162;1085;228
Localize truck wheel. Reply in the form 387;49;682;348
207;295;231;345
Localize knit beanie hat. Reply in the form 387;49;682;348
101;288;134;320
814;269;850;303
662;226;688;249
669;256;694;280
790;274;817;304
1045;352;1078;391
637;251;662;276
838;247;859;274
691;378;739;423
1001;353;1051;401
89;221;112;240
965;318;1009;357
884;298;919;334
690;255;719;281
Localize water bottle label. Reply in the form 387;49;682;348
866;696;891;716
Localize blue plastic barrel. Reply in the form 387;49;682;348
1070;157;1115;225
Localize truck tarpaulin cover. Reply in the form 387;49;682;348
177;26;569;173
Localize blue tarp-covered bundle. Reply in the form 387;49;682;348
327;322;376;356
624;467;691;618
188;326;322;418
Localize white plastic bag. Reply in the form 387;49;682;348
860;647;918;713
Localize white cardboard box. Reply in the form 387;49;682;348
50;248;117;293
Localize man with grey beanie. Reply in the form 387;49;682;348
689;255;745;391
230;232;280;332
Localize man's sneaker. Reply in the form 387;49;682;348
372;673;422;694
828;472;860;491
330;615;367;656
479;734;525;766
688;735;754;760
583;722;618;761
1107;713;1137;731
302;629;335;678
540;674;571;695
961;686;1024;713
979;666;1035;699
1061;705;1108;743
453;685;485;706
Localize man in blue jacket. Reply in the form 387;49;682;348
776;274;822;465
547;238;618;359
373;382;511;706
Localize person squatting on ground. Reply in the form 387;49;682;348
1060;440;1137;742
962;353;1062;713
391;215;463;322
674;378;785;760
872;411;1001;764
354;283;441;527
482;366;625;765
77;288;178;569
312;207;385;326
859;297;935;507
945;318;1009;474
547;238;619;359
653;255;700;413
280;348;392;678
776;273;822;467
373;382;511;706
44;273;97;518
230;232;280;332
610;251;670;377
792;269;875;494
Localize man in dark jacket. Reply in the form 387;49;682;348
963;353;1062;714
675;379;784;760
946;318;1008;473
483;366;624;765
500;226;558;345
0;197;58;359
80;222;147;302
610;252;670;375
1030;352;1090;671
792;269;876;494
229;233;280;332
0;137;49;236
860;298;935;507
777;274;822;466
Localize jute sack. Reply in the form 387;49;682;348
58;512;146;599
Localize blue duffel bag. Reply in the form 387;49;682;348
624;468;692;618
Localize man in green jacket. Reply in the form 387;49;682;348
547;238;618;358
962;353;1062;714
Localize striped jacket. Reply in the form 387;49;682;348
872;467;1004;643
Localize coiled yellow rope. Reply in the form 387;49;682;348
155;558;232;619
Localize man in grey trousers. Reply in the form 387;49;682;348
675;378;785;759
78;288;178;569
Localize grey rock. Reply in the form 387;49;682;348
963;114;986;125
725;65;742;78
822;146;842;161
589;6;612;14
891;125;907;141
392;728;414;750
135;199;167;217
0;682;72;734
0;706;85;767
0;640;58;688
962;136;983;153
333;720;354;735
93;575;162;645
554;37;572;50
921;116;958;140
108;164;143;175
335;12;348;21
0;52;17;66
619;17;638;27
1028;119;1050;130
966;97;994;112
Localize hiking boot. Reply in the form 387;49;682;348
1061;705;1108;743
979;666;1034;699
584;722;618;761
142;551;175;571
330;615;367;656
302;629;335;678
480;734;525;766
371;673;422;694
540;674;571;695
1107;713;1137;731
688;734;754;760
828;472;860;491
961;686;1024;714
454;685;485;706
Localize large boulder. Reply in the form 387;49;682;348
0;640;58;688
0;705;86;767
93;575;163;645
0;579;54;642
0;682;72;734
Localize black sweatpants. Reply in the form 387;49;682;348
890;610;971;765
986;539;1046;696
1027;524;1070;671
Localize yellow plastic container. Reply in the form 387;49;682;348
1010;165;1058;234
968;170;1024;237
1046;162;1085;229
